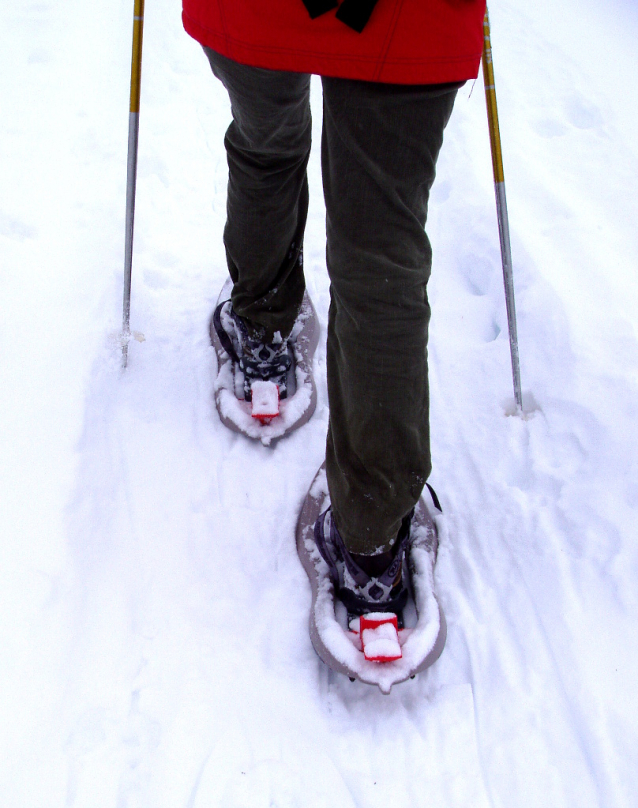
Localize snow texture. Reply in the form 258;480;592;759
250;381;280;419
360;617;402;663
1;0;638;806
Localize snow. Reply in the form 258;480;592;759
216;365;313;443
1;0;637;806
250;381;280;419
360;616;402;663
361;632;401;662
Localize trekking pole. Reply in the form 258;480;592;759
121;0;145;369
482;8;523;411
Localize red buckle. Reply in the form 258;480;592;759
251;380;279;423
359;613;402;662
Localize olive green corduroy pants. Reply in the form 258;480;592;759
205;48;458;555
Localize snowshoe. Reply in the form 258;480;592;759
210;278;320;445
296;464;447;694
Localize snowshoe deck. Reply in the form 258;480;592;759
210;278;320;445
296;465;447;694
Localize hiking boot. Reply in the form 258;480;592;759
212;301;293;401
313;508;411;625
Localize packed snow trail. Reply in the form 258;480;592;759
1;0;637;806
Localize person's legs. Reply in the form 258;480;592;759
321;77;459;556
204;48;312;341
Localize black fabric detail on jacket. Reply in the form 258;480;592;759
300;0;380;32
335;0;380;33
301;0;339;20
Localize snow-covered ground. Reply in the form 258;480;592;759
1;0;637;805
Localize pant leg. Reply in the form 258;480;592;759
204;48;312;340
321;77;459;555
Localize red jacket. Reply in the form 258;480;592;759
183;0;486;85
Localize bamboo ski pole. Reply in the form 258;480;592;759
122;0;145;369
482;8;523;411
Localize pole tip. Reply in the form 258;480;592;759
121;329;131;370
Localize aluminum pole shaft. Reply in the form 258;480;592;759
122;0;145;369
482;9;523;410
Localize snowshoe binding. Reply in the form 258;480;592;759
210;277;320;445
296;465;447;693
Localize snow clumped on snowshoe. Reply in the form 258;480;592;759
210;277;320;445
296;464;447;694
